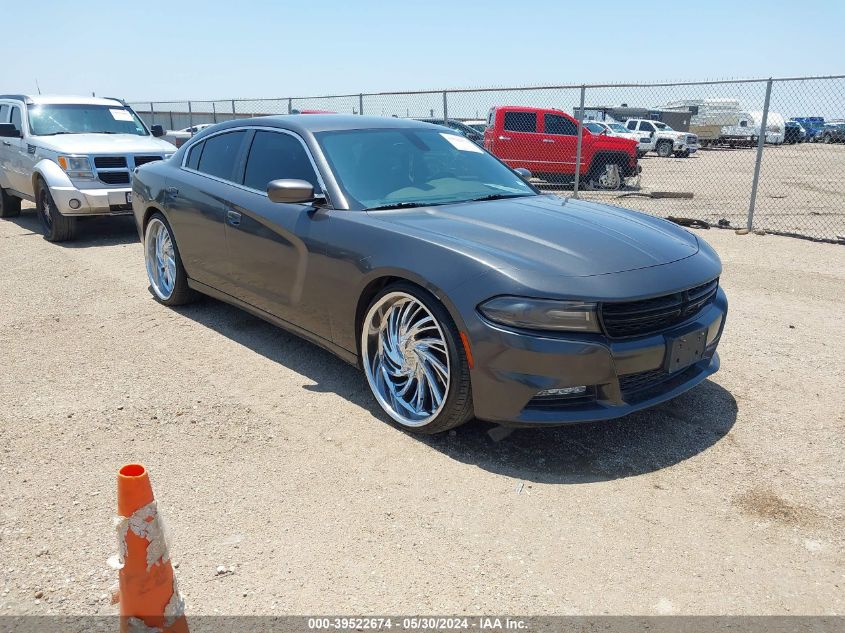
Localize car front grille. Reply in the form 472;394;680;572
134;155;163;167
600;278;719;338
619;364;703;404
687;134;698;144
524;388;596;411
94;156;127;168
98;172;131;185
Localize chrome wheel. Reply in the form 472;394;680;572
145;218;176;300
362;291;451;427
38;188;53;229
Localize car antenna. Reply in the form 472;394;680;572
35;79;41;95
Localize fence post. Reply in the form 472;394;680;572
443;91;448;125
150;102;154;126
231;99;236;120
288;98;293;115
747;78;773;230
359;93;364;116
187;101;193;135
169;111;174;130
572;85;587;198
212;102;218;123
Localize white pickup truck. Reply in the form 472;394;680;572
624;118;699;158
0;95;176;241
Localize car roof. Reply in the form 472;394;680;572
208;114;449;135
0;94;125;106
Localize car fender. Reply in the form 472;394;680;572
32;158;73;193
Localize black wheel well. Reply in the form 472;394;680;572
355;276;403;355
587;151;629;175
142;206;163;233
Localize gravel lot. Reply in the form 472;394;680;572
577;143;845;242
0;206;843;616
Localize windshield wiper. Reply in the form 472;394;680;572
38;131;74;136
469;193;532;202
366;202;429;211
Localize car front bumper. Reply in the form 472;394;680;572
48;185;133;216
467;287;727;426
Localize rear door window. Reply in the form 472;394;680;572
9;106;21;131
544;113;577;136
242;130;321;193
503;111;537;133
196;131;247;182
0;105;8;122
185;141;203;170
640;121;656;132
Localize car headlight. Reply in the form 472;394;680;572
479;297;600;332
57;155;94;180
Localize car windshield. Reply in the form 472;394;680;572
27;104;148;136
607;123;629;133
585;122;606;133
653;122;674;131
316;127;537;210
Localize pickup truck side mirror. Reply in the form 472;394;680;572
513;167;532;180
150;124;165;138
0;123;22;138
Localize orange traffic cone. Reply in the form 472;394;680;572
114;463;188;633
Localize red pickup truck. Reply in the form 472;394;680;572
483;106;639;187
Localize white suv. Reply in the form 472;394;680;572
0;95;176;241
625;119;699;158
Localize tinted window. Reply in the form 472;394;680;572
185;141;203;170
0;105;8;122
626;120;636;130
640;121;655;132
243;131;321;193
544;114;577;135
196;131;246;181
503;111;536;133
10;107;21;131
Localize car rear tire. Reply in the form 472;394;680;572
36;179;76;242
360;282;473;434
0;186;21;218
143;212;198;306
656;140;673;158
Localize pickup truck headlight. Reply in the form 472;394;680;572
57;155;94;180
479;297;601;332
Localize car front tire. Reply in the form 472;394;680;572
360;282;473;434
143;212;197;306
36;179;76;242
656;141;673;158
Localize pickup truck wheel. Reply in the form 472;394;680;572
36;179;76;242
656;140;673;158
144;213;197;306
0;186;21;218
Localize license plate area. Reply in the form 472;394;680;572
664;328;707;373
125;192;133;204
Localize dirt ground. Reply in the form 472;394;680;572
0;206;843;616
576;143;845;242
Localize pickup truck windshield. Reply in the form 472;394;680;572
653;122;674;131
316;128;537;210
27;104;148;136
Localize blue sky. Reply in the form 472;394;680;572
1;0;842;101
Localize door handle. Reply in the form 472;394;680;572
226;209;242;226
542;138;555;143
498;135;511;141
165;186;179;195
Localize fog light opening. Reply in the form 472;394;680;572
68;198;81;210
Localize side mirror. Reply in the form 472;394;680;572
150;124;165;138
0;123;21;138
514;167;532;180
267;179;319;204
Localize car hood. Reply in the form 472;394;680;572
33;134;177;154
370;195;699;278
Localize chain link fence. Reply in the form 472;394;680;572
128;75;845;243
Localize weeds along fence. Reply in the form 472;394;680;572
129;76;845;243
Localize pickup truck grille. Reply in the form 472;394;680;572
94;156;127;168
686;134;698;144
98;172;131;185
134;155;163;166
599;278;719;338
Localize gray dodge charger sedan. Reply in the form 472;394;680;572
131;115;727;434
